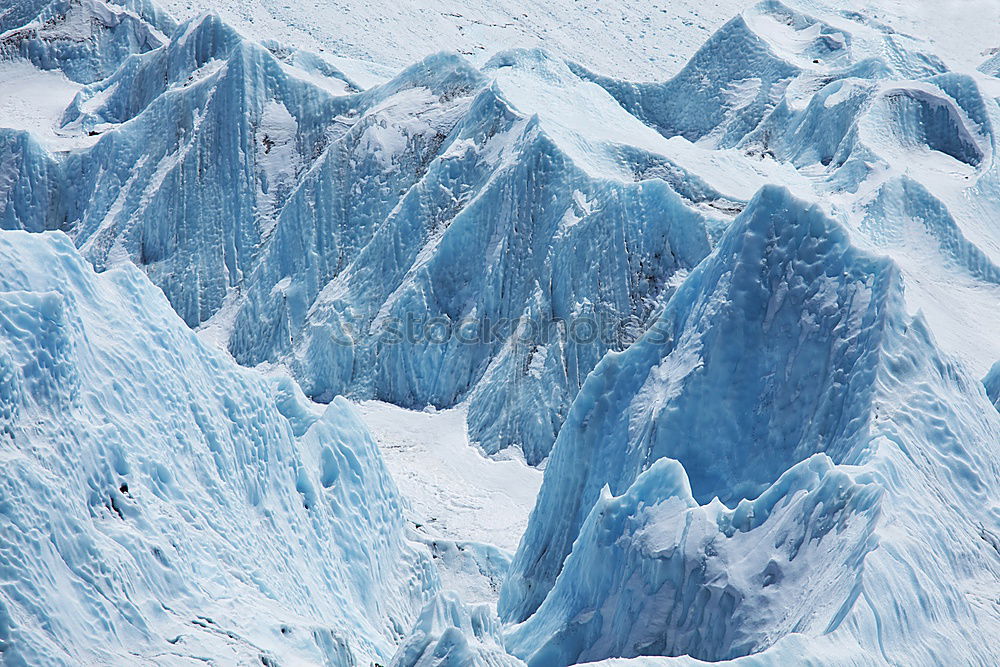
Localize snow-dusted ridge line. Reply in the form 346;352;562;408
502;183;902;623
155;0;755;83
4;0;999;463
507;454;883;665
0;0;173;83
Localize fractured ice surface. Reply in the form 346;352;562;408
1;0;1000;664
0;231;436;664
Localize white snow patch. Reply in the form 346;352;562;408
558;191;596;231
824;79;863;108
158;0;755;82
526;344;548;378
277;60;353;95
490;56;681;180
440;137;477;160
354;400;542;553
0;60;96;151
358;86;438;169
629;331;705;437
257;98;301;236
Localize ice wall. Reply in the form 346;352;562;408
0;230;437;664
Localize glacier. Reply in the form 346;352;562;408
2;1;734;463
0;230;438;664
5;0;998;467
1;0;999;665
500;186;1000;665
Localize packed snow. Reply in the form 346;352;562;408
357;400;542;604
157;0;758;82
0;60;95;150
356;400;541;553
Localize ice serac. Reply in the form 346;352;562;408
500;187;1000;665
390;591;525;667
0;0;172;84
505;456;881;665
2;0;722;462
574;0;953;150
61;12;352;327
501;186;893;620
0;230;436;665
985;362;1000;410
738;51;1000;374
0;130;62;232
226;50;488;390
572;0;858;149
230;48;714;463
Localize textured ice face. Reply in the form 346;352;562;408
2;8;724;463
501;188;1000;666
985;362;1000;410
500;185;897;624
4;0;994;470
0;231;437;665
505;455;883;665
221;48;721;464
391;590;525;667
5;0;997;471
0;0;172;84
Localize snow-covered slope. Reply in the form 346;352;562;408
357;400;542;605
155;0;755;83
0;230;436;665
151;0;1000;85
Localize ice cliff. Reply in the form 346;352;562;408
500;187;1000;665
1;1;736;464
5;0;998;467
0;230;436;664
